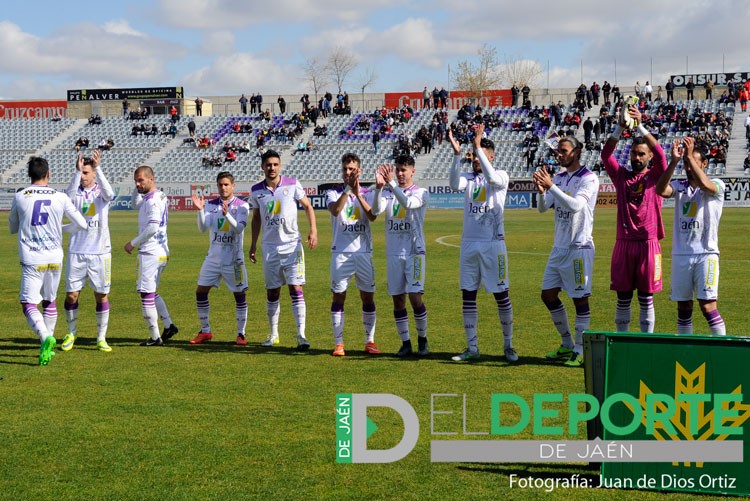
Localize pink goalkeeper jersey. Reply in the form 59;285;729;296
601;141;666;241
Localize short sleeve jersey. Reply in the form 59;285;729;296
326;187;375;254
668;179;724;255
202;197;250;262
250;176;305;253
9;186;80;265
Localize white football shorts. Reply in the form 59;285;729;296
66;253;112;294
262;243;305;289
541;247;594;298
330;252;376;294
459;240;510;293
386;254;425;296
20;263;62;304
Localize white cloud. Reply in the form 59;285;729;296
300;25;371;55
180;52;296;96
103;20;146;37
367;18;444;68
200;30;235;55
157;0;399;29
0;21;186;91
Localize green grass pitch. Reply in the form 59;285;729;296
0;207;747;500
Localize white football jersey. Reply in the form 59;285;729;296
538;167;599;249
249;176;305;253
449;151;508;242
199;196;249;262
135;189;169;255
373;184;428;257
326;187;374;254
66;169;114;255
668;178;724;255
9;185;86;265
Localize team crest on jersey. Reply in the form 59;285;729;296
216;216;230;231
82;201;96;216
391;202;405;219
345;205;361;221
630;182;644;194
472;186;486;202
266;200;281;215
681;201;697;217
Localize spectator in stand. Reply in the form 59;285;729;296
745;114;750;142
432;87;440;109
169;106;178;123
239;94;248;114
422;86;430;109
324;91;333;116
727;79;736;101
225;149;236;163
372;129;380;153
704;80;714;99
195;97;203;116
665;79;674;102
187;119;196;138
644;81;653;101
686;78;695;100
583;117;594;144
612;84;621;103
440;87;449;108
249;94;257;114
256;93;263;114
521;84;531;105
511;85;519;107
75;137;89;151
591;81;600;105
122;99;129;117
739;87;749;112
634;81;642;100
278;96;286;114
656;85;663;101
602;81;612;105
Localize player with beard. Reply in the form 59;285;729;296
125;166;178;346
534;137;599;367
656;137;725;334
601;105;667;333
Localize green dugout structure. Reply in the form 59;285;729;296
584;331;750;497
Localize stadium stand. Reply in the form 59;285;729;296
0;96;746;185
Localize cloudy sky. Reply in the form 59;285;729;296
0;0;745;99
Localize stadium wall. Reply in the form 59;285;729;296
4;178;750;211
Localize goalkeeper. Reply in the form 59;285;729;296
601;101;668;334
